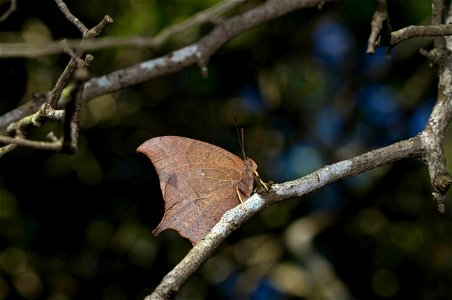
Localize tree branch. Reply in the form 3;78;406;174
420;83;452;212
151;0;246;46
54;0;89;34
432;0;446;51
0;0;16;22
0;93;46;135
417;1;452;213
390;24;452;45
367;0;391;54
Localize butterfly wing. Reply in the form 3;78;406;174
137;136;256;244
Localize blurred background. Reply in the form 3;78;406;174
0;0;451;299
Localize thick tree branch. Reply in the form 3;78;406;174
0;93;46;135
61;64;91;153
45;13;111;110
148;137;423;300
418;1;452;213
420;83;452;212
0;135;62;150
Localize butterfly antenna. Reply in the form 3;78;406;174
235;118;246;160
241;128;247;159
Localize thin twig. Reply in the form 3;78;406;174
432;0;446;51
62;66;90;153
46;1;90;110
0;135;62;150
0;144;18;157
60;40;85;65
85;15;113;38
46;58;80;109
0;0;16;22
152;0;246;46
54;0;88;34
0;93;46;133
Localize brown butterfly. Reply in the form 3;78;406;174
137;136;263;245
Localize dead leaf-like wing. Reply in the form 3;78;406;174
137;136;251;244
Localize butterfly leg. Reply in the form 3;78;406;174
254;170;269;191
236;188;248;212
